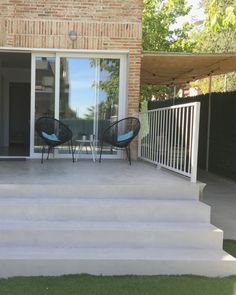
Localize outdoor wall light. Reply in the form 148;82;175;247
68;31;77;41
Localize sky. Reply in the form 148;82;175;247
174;0;205;29
67;58;96;119
186;0;205;22
66;58;113;119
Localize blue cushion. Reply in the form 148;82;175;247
42;131;60;142
117;130;134;142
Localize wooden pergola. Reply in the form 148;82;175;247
141;51;236;172
141;52;236;86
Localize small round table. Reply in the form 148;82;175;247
75;138;96;162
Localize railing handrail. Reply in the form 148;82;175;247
140;102;199;114
139;102;201;183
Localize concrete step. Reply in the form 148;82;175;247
0;221;222;249
0;198;210;223
0;179;229;278
0;183;204;200
0;246;235;277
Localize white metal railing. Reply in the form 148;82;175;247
138;102;200;182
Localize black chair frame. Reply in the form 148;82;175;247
35;117;75;163
99;117;140;165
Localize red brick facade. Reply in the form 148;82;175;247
0;0;143;158
0;0;143;115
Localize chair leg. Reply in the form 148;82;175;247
71;140;75;163
99;141;104;163
41;145;45;164
47;147;51;160
126;145;131;165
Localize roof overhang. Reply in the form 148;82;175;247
141;52;236;86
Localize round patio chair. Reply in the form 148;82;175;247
35;117;75;163
99;117;140;165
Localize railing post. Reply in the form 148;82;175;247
138;113;141;158
191;102;200;182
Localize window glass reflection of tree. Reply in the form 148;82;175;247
86;59;119;122
60;59;76;119
98;59;119;122
35;57;55;118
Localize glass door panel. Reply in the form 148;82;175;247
97;59;120;155
34;57;55;153
32;54;122;158
58;57;96;155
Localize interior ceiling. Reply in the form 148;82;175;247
141;52;236;86
0;52;31;69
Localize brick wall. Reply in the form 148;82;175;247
0;0;143;158
0;1;143;114
0;1;143;22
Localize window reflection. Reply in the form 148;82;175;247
59;58;96;155
35;57;55;118
97;59;120;154
98;59;119;122
60;58;95;121
34;56;121;157
34;57;55;153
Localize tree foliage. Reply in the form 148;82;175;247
141;0;195;102
89;59;119;120
206;0;236;32
191;72;236;94
142;0;195;52
192;0;236;53
190;0;236;93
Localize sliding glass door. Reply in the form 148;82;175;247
34;56;55;153
97;58;120;155
58;57;96;155
31;53;126;158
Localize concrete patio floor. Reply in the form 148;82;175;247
0;159;191;185
199;171;236;240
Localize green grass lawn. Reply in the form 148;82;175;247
1;274;236;295
0;240;235;295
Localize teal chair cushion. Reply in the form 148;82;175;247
42;131;61;142
117;130;134;142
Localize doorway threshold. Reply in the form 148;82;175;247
0;157;26;161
